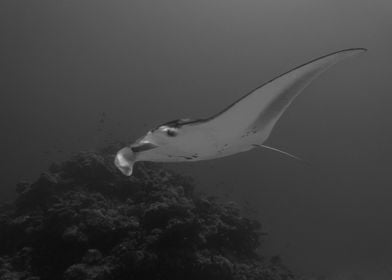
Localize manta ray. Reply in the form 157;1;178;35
115;48;366;176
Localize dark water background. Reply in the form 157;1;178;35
1;0;392;278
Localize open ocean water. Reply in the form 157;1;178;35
1;1;392;279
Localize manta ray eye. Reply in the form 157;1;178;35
165;128;177;137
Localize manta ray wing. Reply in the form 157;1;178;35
203;48;366;142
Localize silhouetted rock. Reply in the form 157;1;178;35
0;149;296;280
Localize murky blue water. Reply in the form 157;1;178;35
1;0;392;278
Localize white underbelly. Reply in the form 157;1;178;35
141;130;266;163
192;132;265;161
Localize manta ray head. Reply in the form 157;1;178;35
114;124;183;176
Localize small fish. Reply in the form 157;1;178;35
115;49;366;176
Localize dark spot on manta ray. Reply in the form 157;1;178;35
152;118;204;131
180;156;194;160
242;130;256;138
166;128;177;137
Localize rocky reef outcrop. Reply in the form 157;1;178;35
0;147;296;280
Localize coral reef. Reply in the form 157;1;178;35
0;147;296;280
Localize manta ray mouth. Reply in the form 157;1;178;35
130;142;158;153
114;147;136;176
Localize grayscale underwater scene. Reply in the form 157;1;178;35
0;1;391;280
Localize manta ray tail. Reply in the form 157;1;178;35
253;144;307;164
